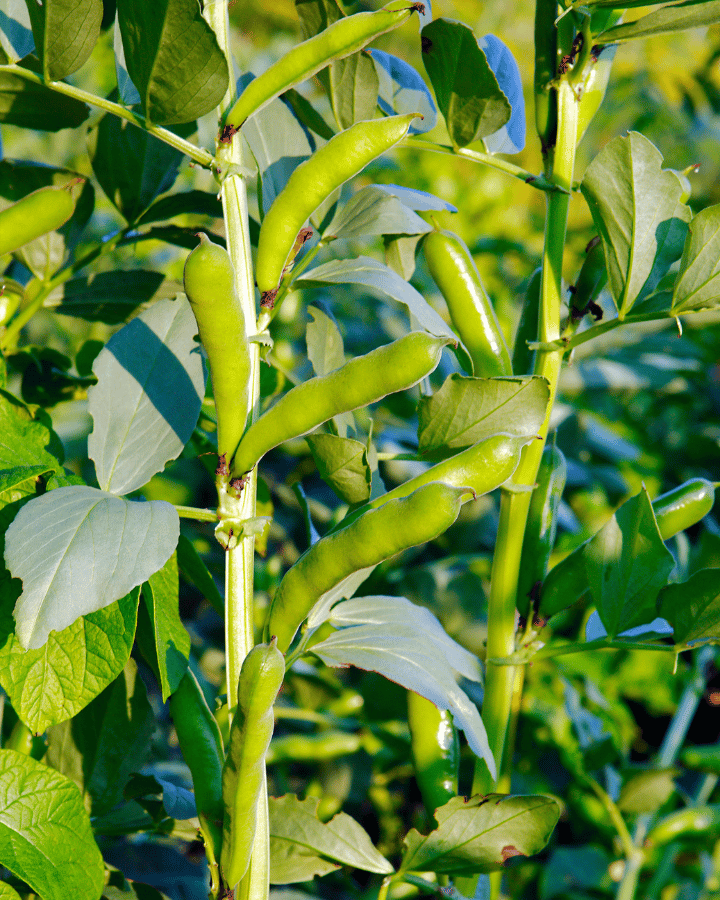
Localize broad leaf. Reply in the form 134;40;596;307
45;660;154;815
399;794;560;875
581;132;691;317
136;189;223;225
329;50;379;130
323;185;433;242
597;1;720;42
115;0;228;124
420;19;510;148
658;568;720;644
24;0;102;80
0;1;34;59
479;34;526;154
418;375;550;460
5;486;177;649
375;183;457;212
269;794;393;884
0;68;89;129
0;388;64;471
306;433;372;504
87;112;187;222
617;769;677;814
48;270;180;324
369;49;437;134
88;296;205;495
585;489;675;639
672;204;720;313
142;552;189;701
0;749;104;900
0;883;22;900
176;532;223;616
310;596;492;774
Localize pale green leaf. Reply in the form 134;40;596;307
618;769;677;814
306;433;372;504
323;185;433;242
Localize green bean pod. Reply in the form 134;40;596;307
516;445;567;618
681;744;720;774
169;669;224;868
266;482;472;651
267;731;362;765
230;332;450;477
221;640;285;891
646;805;720;847
221;1;420;138
512;267;540;376
407;692;459;815
538;478;717;619
255;113;418;302
534;0;559;157
423;229;512;378
0;185;76;257
183;234;251;462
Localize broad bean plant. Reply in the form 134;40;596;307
1;1;720;899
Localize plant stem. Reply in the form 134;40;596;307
0;64;215;168
175;506;218;523
491;637;676;665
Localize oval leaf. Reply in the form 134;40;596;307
0;68;89;130
597;1;720;42
48;270;181;324
323;185;433;242
306;433;372;504
25;0;102;81
672;204;720;313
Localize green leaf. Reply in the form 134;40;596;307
0;388;64;471
0;883;23;900
617;769;677;814
418;375;550;460
305;306;353;436
88;296;206;495
47;270;181;324
142;552;189;701
672;204;720;313
45;660;154;815
136;189;223;225
24;0;102;80
269;794;393;884
115;0;228;124
5;485;178;649
420;18;510;149
0;749;104;900
87;112;189;223
282;87;336;141
323;185;433;242
329;50;379;130
0;68;89;129
585;488;675;639
306;433;372;504
176;532;223;616
540;846;612;899
597;1;720;42
580;132;691;317
0;584;140;734
399;794;560;875
658;568;720;644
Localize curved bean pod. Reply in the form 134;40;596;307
408;691;459;814
255;113;419;302
0;185;76;257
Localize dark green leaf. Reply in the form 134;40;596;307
116;0;228;124
658;568;720;643
672;204;720;313
0;749;104;900
306;433;372;504
597;1;720;42
586;489;675;638
177;532;223;615
48;270;181;324
399;794;560;875
0;68;89;129
420;18;510;148
418;375;550;460
135;189;223;225
295;0;342;41
142;552;189;701
24;0;102;80
581;132;691;317
282;87;336;140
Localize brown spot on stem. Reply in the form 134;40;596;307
220;123;240;144
587;299;603;321
216;453;229;479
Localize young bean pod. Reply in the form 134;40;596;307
183;234;251;463
407;691;459;815
0;185;76;257
646;805;720;847
169;669;224;868
516;445;567;618
230;332;450;478
538;478;717;619
423;229;512;378
255;113;419;303
221;640;285;891
266;482;472;651
220;1;421;139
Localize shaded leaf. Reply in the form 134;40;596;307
580;132;691;317
0;67;89;129
323;185;433;241
418;375;550;460
540;846;612;900
142;552;189;701
305;307;352;435
479;34;525;154
176;532;223;616
269;794;393;884
420;18;510;148
672;204;720;313
306;433;372;504
48;270;180;324
25;0;102;80
658;568;720;644
88;296;205;495
6;486;177;649
598;1;720;42
0;749;104;900
399;794;560;875
136;189;223;225
116;0;228;124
